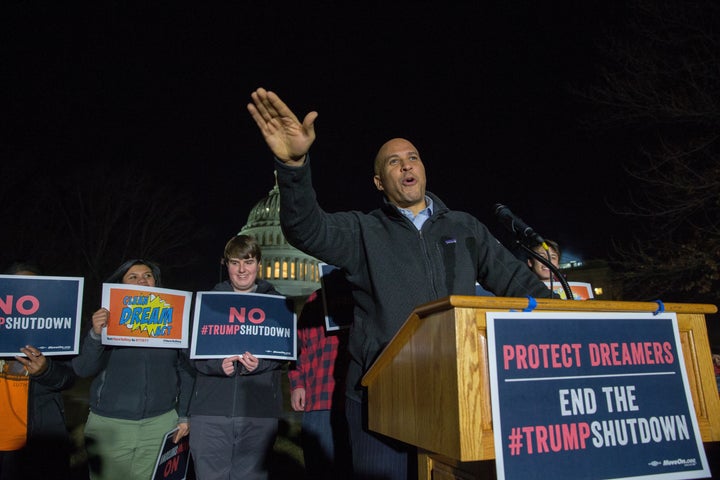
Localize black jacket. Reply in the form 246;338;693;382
72;331;195;421
275;156;552;401
27;358;76;441
1;357;76;479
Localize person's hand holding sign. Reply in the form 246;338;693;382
91;307;109;335
221;353;259;375
221;356;241;376
172;422;190;443
15;345;48;376
238;352;259;373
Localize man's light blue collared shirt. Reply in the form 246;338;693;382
399;196;433;230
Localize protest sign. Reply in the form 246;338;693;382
487;311;710;480
101;283;192;348
0;274;83;356
191;291;296;360
151;428;190;480
545;281;594;300
319;263;353;331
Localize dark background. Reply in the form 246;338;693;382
3;2;633;295
3;3;720;478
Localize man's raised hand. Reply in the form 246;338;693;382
247;88;318;165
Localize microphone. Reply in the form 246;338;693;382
494;204;545;245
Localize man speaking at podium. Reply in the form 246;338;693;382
248;87;551;480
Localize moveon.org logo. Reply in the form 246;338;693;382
648;457;698;468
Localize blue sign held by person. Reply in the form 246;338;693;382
0;275;83;356
191;291;296;360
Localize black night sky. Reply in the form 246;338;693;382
2;2;634;291
5;6;720;476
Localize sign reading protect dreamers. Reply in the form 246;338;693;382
0;275;84;356
487;311;710;480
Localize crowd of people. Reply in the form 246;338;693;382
2;87;556;480
2;237;288;480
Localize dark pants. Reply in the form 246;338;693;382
345;397;416;480
190;415;278;480
301;408;352;479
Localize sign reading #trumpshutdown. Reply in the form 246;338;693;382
191;291;296;360
486;311;710;480
101;283;192;348
0;275;84;356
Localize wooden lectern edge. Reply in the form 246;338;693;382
420;295;718;316
362;295;718;387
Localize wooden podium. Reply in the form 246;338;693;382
361;296;720;480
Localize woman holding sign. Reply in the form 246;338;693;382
0;262;77;479
189;235;287;480
72;259;195;480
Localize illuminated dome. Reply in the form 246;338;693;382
238;174;321;298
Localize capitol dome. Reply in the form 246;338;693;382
238;175;321;299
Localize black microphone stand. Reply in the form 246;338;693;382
520;242;574;300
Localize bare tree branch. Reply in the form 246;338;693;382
573;0;720;302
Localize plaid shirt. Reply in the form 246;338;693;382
288;291;348;411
